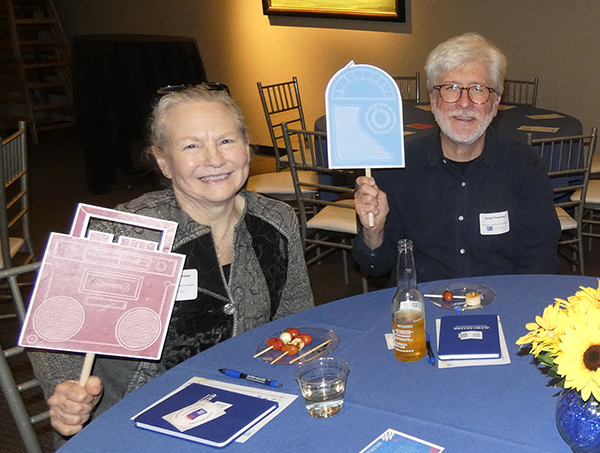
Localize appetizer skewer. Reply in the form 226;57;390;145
289;339;333;365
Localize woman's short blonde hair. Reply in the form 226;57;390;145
148;85;247;152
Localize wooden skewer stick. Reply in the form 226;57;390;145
365;169;375;227
270;351;289;365
289;339;333;365
423;294;466;299
253;345;274;359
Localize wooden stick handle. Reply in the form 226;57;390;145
289;339;333;365
365;168;374;227
270;351;289;365
78;352;95;386
253;345;274;359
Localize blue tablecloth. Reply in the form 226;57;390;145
57;274;596;453
314;104;583;142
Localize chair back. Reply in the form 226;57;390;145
392;73;420;103
527;128;597;274
503;77;539;107
281;124;357;247
0;262;49;453
0;121;34;268
257;77;307;171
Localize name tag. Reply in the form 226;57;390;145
479;211;510;235
176;269;198;301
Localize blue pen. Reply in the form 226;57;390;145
425;333;436;366
219;368;282;387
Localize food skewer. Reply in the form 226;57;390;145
253;346;274;359
254;337;285;358
289;339;332;365
270;351;290;365
423;294;466;299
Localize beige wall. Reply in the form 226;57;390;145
55;0;599;146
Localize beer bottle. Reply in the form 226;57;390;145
391;239;426;362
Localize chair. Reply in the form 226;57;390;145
0;122;34;269
0;261;50;453
503;77;539;107
257;77;308;172
392;73;421;103
527;128;597;275
282;123;368;292
248;78;317;201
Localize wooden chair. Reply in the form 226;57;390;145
248;78;317;201
282;123;367;292
503;78;539;107
392;73;420;103
0;121;34;269
257;77;308;172
0;262;49;453
528;128;597;275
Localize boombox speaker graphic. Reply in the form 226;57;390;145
19;204;185;360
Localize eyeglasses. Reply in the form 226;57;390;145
156;82;230;95
433;84;495;105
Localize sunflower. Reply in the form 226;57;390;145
516;300;571;356
555;308;600;402
567;283;600;315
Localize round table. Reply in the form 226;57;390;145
55;274;594;452
314;103;583;142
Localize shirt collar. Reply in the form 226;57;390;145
423;126;500;168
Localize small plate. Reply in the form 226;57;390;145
254;327;340;365
427;282;496;310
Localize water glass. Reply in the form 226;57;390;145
294;357;349;418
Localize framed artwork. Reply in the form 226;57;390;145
262;0;406;22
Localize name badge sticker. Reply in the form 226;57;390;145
176;269;198;301
479;211;510;235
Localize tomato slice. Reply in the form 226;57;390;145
281;343;299;356
284;327;300;338
267;337;284;350
298;333;313;345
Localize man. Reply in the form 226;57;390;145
352;33;560;282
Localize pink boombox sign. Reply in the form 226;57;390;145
19;204;185;360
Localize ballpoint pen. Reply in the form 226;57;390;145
219;368;283;387
425;333;436;366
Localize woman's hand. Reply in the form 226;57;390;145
47;376;103;437
355;176;390;250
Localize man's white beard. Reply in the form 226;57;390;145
432;104;494;145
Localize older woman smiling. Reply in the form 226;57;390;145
31;85;314;447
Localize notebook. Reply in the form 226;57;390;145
133;381;279;448
437;314;501;360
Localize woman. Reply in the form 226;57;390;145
31;85;314;445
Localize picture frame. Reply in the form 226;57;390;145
262;0;406;22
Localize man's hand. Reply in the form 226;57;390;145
355;175;390;249
47;376;103;437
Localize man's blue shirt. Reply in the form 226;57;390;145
352;127;561;283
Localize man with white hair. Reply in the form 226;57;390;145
352;33;560;282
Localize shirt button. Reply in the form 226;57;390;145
370;264;375;269
460;248;466;254
458;215;464;221
461;182;466;187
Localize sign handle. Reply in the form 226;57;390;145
365;169;375;227
79;352;95;386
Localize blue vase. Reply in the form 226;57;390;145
556;388;600;452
